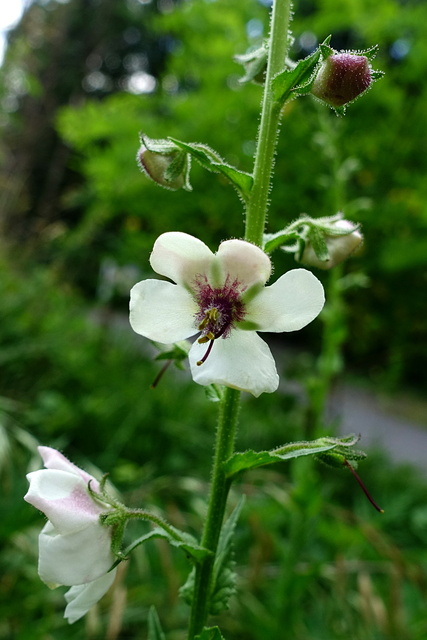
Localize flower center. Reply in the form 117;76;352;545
193;275;246;366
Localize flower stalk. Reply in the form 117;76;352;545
188;1;293;636
187;387;241;639
244;0;292;246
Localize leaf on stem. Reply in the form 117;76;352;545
168;137;253;201
114;527;211;568
209;496;245;614
223;434;364;478
272;36;332;104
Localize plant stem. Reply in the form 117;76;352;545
187;387;241;639
188;2;292;636
245;0;292;247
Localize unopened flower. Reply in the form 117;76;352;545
137;134;191;191
311;52;372;107
300;219;363;270
130;232;325;397
24;446;116;623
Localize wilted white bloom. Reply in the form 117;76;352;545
130;232;325;397
24;446;116;623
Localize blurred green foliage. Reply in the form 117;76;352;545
1;0;427;638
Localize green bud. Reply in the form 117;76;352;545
137;134;191;191
234;43;268;85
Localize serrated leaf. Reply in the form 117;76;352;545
223;434;361;478
196;627;226;640
209;496;245;614
148;606;166;640
168;138;253;199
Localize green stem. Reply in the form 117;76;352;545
245;0;292;246
187;387;241;639
188;2;292;636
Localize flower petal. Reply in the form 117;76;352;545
150;232;214;286
215;239;271;289
64;570;117;623
25;469;103;534
38;520;114;586
246;268;325;332
189;331;279;397
38;446;99;491
130;279;198;342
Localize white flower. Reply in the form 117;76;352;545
24;446;116;623
130;232;325;397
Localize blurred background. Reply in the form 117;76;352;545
1;0;427;638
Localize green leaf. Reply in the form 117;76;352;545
223;434;362;478
179;566;195;606
209;496;245;614
168;138;253;200
148;606;166;640
272;36;331;104
196;627;226;640
116;527;211;566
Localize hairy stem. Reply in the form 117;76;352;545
187;387;241;639
188;1;293;636
245;0;292;246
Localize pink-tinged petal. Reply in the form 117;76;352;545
38;520;114;586
150;232;214;286
25;469;103;534
130;279;198;343
215;239;271;289
246;269;325;332
38;446;99;491
189;331;279;397
64;570;117;623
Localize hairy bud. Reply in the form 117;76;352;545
137;135;191;191
300;219;363;270
311;52;372;107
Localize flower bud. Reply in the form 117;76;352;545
137;135;191;190
311;52;372;107
234;43;268;85
300;219;363;270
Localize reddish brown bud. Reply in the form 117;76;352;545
312;53;372;107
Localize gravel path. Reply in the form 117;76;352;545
328;384;427;474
